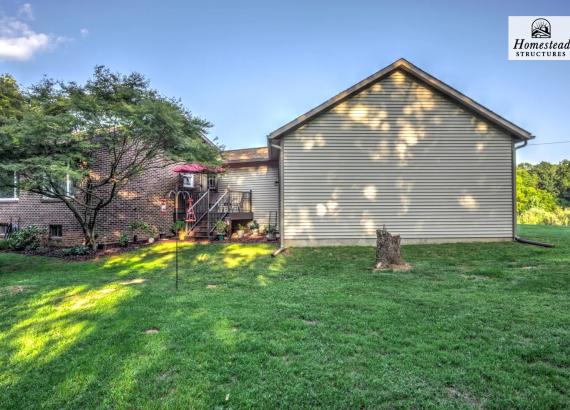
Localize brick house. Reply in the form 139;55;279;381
2;59;534;248
0;145;279;247
0;152;180;246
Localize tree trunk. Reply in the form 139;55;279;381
374;227;404;269
83;224;98;251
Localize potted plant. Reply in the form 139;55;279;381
129;220;159;243
148;225;159;243
266;225;277;241
128;220;149;243
171;220;186;240
214;220;227;241
236;223;246;239
249;220;259;235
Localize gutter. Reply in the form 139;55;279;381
512;138;554;247
512;139;528;239
270;142;286;254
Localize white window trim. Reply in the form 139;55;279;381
0;172;19;202
43;174;75;199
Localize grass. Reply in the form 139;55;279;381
0;224;569;409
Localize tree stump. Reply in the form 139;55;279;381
374;226;404;270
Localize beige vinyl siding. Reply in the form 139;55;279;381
218;163;279;227
282;69;514;246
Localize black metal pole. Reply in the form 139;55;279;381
175;236;179;290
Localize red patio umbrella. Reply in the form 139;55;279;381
172;163;225;173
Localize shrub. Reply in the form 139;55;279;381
61;245;93;256
214;220;227;234
171;220;185;234
0;240;10;251
129;220;159;240
129;220;150;232
118;233;129;247
7;225;46;251
519;207;570;226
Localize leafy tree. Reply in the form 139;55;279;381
555;160;570;204
532;161;559;196
519;160;570;207
0;67;220;249
516;167;558;214
0;74;24;124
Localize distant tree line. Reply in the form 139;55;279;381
517;161;570;226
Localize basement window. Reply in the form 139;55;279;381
0;224;8;238
49;224;63;239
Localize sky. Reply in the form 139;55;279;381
0;0;569;164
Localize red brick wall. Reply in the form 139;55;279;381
0;150;180;247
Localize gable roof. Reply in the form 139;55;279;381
268;58;534;142
223;147;269;164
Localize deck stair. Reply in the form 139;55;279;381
188;218;210;240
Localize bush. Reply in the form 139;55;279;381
61;245;93;256
0;240;10;251
118;233;129;247
7;225;45;251
214;220;227;234
519;207;570;226
171;220;185;234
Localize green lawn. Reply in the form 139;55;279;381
0;225;569;409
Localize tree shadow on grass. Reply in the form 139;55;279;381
0;242;290;409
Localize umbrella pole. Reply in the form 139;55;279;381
175;236;179;290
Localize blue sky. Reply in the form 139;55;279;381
0;0;569;163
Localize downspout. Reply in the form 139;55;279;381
512;138;554;247
270;141;287;256
512;139;527;239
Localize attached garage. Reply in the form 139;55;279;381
268;58;533;246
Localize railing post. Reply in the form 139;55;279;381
207;191;210;239
249;189;252;212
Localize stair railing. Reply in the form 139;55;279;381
188;190;210;231
207;189;229;239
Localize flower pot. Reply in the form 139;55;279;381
237;230;245;239
148;237;155;244
217;234;225;241
252;229;259;235
178;231;186;241
267;233;276;241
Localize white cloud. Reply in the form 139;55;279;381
18;3;34;20
0;17;65;61
80;28;89;38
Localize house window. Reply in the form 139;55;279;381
44;174;75;198
49;224;63;239
208;174;217;191
181;173;195;189
0;224;8;238
0;171;18;201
